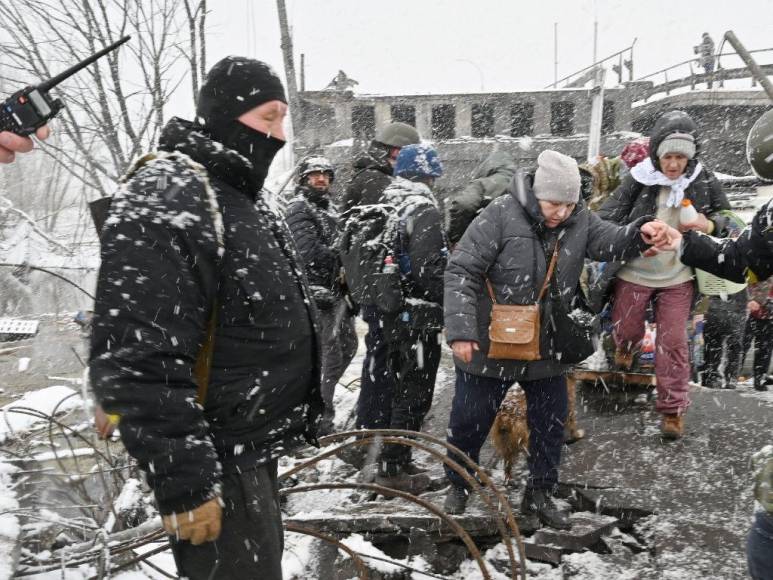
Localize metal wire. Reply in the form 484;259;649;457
282;429;527;580
284;523;369;579
281;482;491;579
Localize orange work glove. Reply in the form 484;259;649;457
162;497;223;545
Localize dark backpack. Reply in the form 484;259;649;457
339;190;437;312
339;203;402;311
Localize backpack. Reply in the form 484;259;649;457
339;192;434;312
339;203;401;311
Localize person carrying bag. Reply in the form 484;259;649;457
441;150;669;528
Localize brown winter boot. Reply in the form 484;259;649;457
661;414;684;440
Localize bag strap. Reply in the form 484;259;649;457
194;307;218;405
537;243;560;302
485;243;559;305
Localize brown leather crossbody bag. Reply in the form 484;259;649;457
485;244;559;361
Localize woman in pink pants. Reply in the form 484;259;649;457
595;110;731;439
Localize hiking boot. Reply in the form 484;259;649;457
518;509;540;532
443;485;470;515
374;467;431;495
661;413;684;439
520;488;572;530
401;462;429;476
317;421;335;438
614;348;634;371
335;445;367;468
754;383;769;392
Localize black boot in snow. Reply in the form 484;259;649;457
702;371;722;389
374;464;430;495
520;488;572;530
443;485;469;515
401;462;429;476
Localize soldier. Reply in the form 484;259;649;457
90;57;322;580
286;156;357;435
341;122;421;442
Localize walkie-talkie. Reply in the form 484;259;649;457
0;36;131;136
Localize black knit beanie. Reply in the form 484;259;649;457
196;56;287;129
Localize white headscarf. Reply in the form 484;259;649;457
630;157;703;208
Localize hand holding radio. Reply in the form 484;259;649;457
0;36;129;164
0;126;50;164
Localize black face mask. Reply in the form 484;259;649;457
211;120;285;192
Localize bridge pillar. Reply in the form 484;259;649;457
533;96;551;136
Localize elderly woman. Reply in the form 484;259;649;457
596;110;730;439
442;150;668;528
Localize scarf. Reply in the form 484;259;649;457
630;157;703;208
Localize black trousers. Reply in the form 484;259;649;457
445;369;568;491
170;460;283;580
743;317;773;389
702;305;746;387
356;305;393;429
379;324;442;470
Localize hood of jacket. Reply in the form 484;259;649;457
353;141;394;175
382;176;438;209
472;150;518;181
158;117;263;200
648;110;701;177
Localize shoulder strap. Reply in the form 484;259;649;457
194;307;218;404
537;243;559;302
486;278;497;302
194;196;226;405
485;243;559;305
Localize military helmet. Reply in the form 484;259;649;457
298;155;335;183
747;108;773;180
375;122;420;148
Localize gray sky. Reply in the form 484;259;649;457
187;0;771;107
169;0;770;176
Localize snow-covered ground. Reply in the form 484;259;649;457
0;287;770;578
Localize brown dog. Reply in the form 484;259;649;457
490;378;584;484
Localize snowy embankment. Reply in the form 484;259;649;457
0;385;82;580
0;460;20;580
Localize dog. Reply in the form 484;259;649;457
490;378;584;484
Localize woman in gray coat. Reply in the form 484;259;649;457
442;150;668;529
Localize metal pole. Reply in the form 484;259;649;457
587;69;606;163
723;30;773;102
276;0;302;149
593;21;598;64
300;53;305;93
554;22;558;87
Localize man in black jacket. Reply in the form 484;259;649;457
363;143;447;493
342;122;421;439
341;121;420;212
286;156;357;436
90;57;322;580
662;107;773;285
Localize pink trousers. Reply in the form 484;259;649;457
611;279;694;414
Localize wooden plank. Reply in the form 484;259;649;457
572;369;657;387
